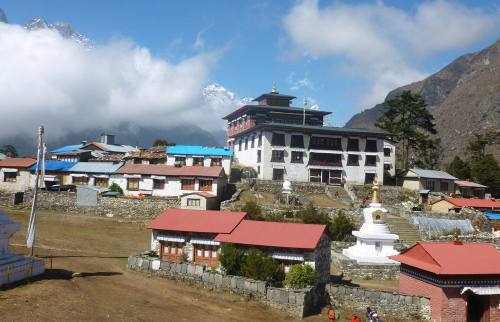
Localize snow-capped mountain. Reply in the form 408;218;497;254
203;83;253;108
25;18;91;48
0;8;7;23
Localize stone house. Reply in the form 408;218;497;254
431;197;500;213
391;242;500;322
454;180;487;198
215;220;331;283
112;164;226;199
148;208;247;267
165;145;233;178
0;158;36;192
180;192;218;210
403;169;457;204
223;88;395;185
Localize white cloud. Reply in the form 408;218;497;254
283;0;500;109
0;22;239;142
287;72;314;90
193;25;212;50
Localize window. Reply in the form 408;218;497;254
347;138;359;151
291;151;303;163
424;180;435;191
364;173;376;184
365;155;377;166
193;157;204;166
309;136;342;150
133;159;142;164
238;141;242;151
211;158;222;166
250;136;255;148
309;153;341;166
309;169;322;183
199;179;213;191
3;172;16;182
94;178;109;187
258;134;262;147
153;179;165;190
181;179;195;190
257;166;260;174
257;150;261;163
347;154;359;166
440;181;449;192
271;133;285;146
272;169;284;181
365;139;378;152
127;178;139;190
175;157;186;166
290;135;304;148
245;138;248;150
384;164;392;171
271;150;285;162
384;147;391;157
73;176;89;185
187;198;200;207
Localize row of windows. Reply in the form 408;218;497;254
126;178;213;191
268;151;378;166
238;134;263;151
174;156;222;167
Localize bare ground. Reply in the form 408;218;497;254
0;208;408;322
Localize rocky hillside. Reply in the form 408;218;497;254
346;40;500;164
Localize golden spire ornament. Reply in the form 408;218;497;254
372;179;380;204
271;84;278;94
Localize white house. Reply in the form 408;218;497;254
65;162;124;187
112;164;226;199
0;158;36;192
402;168;457;195
223;89;395;185
165;145;233;179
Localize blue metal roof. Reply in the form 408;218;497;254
28;160;77;172
166;145;233;157
485;213;500;220
50;144;83;153
67;162;123;174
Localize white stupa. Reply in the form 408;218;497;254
0;210;45;286
343;181;399;264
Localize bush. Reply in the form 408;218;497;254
108;182;123;195
241;248;283;285
330;211;355;241
219;244;245;275
242;200;263;220
298;202;332;236
442;228;461;237
284;264;316;289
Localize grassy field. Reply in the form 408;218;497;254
1;208;408;322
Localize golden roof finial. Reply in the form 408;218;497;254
372;179;380;204
271;84;278;94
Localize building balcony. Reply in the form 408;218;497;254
227;119;256;137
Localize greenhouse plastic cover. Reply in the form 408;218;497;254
412;216;474;237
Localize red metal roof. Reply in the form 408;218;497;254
116;164;223;177
215;220;326;250
445;197;500;209
390;242;500;275
0;158;37;168
454;180;487;188
147;208;246;234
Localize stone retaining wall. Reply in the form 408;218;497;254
327;284;431;321
0;191;179;218
331;252;400;280
127;253;326;318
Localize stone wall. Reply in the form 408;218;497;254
331;252;400;280
327;284;431;321
127;253;326;318
253;180;327;194
0;191;179;218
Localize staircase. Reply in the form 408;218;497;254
325;186;353;205
385;215;422;246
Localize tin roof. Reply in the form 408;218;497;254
0;153;6;160
147;208;247;234
0;158;37;168
391;242;500;275
215;220;326;250
50;144;84;153
28;160;76;172
116;164;224;177
444;197;500;209
406;168;457;180
166;145;233;157
67;162;123;174
454;180;487;188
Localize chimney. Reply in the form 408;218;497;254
81;140;87;145
100;133;116;145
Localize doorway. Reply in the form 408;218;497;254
467;294;490;322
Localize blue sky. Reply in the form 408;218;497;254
0;0;499;132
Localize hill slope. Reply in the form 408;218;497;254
346;40;500;164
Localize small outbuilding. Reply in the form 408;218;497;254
431;197;500;213
180;192;218;210
391;241;500;322
0;158;37;192
454;180;487;198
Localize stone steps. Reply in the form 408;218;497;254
325;186;353;204
385;216;422;246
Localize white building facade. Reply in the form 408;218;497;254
165;145;233;178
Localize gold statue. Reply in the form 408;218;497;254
372;179;380;204
271;84;278;94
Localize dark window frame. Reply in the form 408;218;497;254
271;133;286;146
290;135;304;148
365;139;378;152
347;138;360;151
181;179;195;190
3;172;17;182
365;155;377;166
309;136;342;150
153;179;165;190
347;154;359;166
272;168;285;181
384;147;391;157
271;150;285;162
291;151;304;163
127;178;139;191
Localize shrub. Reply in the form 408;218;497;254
298;202;332;236
241;248;283;285
330;211;355;241
242;200;263;220
284;264;316;289
108;182;123;195
219;244;245;275
442;228;461;237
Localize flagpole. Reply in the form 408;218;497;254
27;126;44;257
